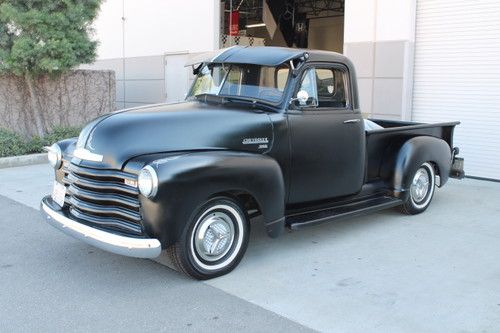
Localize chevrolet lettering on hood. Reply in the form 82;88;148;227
242;137;269;145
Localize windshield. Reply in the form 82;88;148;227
188;63;290;104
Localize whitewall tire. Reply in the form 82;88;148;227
168;197;249;279
400;162;436;215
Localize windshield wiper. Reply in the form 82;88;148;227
223;96;278;112
194;94;278;112
193;93;225;104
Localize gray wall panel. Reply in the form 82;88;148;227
345;40;409;120
124;80;165;104
344;42;374;78
374;41;405;78
357;78;373;115
83;55;167;109
115;80;125;102
124;56;165;80
372;78;403;116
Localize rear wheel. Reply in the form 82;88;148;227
168;197;249;280
400;162;436;215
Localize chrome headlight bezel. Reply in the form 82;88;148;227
138;165;159;198
46;143;62;170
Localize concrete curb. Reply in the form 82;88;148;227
0;153;47;169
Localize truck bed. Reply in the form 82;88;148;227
365;119;460;181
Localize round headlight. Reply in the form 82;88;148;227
138;165;158;198
47;143;62;169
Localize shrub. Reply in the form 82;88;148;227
0;126;81;158
0;128;29;157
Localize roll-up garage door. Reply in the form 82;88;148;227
412;0;500;180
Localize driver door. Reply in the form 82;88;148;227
287;65;365;204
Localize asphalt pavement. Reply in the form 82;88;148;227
1;164;499;332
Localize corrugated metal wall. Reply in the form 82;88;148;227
412;0;500;180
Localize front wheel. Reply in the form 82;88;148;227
400;162;436;215
168;197;250;280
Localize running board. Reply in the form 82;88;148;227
287;196;403;230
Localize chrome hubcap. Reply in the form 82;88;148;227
194;212;235;262
411;167;430;203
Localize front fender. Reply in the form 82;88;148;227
130;151;285;248
383;136;452;199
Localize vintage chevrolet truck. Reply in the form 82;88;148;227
41;46;464;279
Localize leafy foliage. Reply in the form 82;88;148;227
0;127;25;157
0;0;101;76
0;0;102;137
0;126;81;157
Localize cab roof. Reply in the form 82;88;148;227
185;46;351;67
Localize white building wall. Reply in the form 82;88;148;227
93;0;220;59
343;0;416;120
84;0;220;109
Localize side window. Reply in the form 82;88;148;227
296;67;349;109
316;69;335;97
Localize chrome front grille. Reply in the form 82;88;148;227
62;162;143;235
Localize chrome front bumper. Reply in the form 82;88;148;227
40;196;161;258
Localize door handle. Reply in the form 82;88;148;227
343;119;361;124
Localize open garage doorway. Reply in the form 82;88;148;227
220;0;344;52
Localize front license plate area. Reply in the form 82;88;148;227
52;181;66;207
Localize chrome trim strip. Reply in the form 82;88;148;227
68;196;141;222
40;197;161;259
66;172;139;195
68;206;143;235
73;148;103;162
67;184;140;209
68;163;137;181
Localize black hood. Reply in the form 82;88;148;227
77;101;274;169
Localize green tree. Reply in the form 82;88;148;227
0;0;101;136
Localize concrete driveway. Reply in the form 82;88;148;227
1;164;499;332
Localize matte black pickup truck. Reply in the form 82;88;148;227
41;46;464;279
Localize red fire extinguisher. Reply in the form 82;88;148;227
229;10;239;36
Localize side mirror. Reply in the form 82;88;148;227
290;90;310;106
297;90;309;105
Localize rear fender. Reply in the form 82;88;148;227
382;136;452;200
